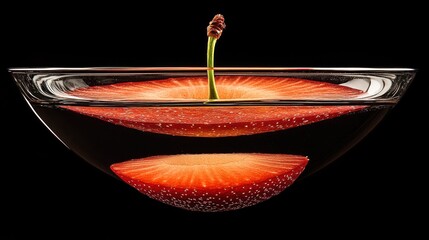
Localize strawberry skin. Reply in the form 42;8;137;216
111;153;309;212
63;105;364;137
63;76;365;137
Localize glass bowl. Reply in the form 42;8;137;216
10;67;415;212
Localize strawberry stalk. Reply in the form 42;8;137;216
207;37;219;100
207;14;226;100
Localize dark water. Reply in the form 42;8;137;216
31;104;391;179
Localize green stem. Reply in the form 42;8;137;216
207;36;219;100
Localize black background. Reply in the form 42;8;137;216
1;2;426;238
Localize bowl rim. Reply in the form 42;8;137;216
8;67;416;73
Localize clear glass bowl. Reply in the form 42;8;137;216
10;67;415;212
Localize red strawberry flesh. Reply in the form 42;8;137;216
64;76;362;101
62;76;366;137
110;153;309;212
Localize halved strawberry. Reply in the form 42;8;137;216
63;76;365;137
110;153;308;212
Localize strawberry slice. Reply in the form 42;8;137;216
63;76;365;137
110;153;308;212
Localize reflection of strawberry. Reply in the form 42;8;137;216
63;76;365;137
111;153;308;212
